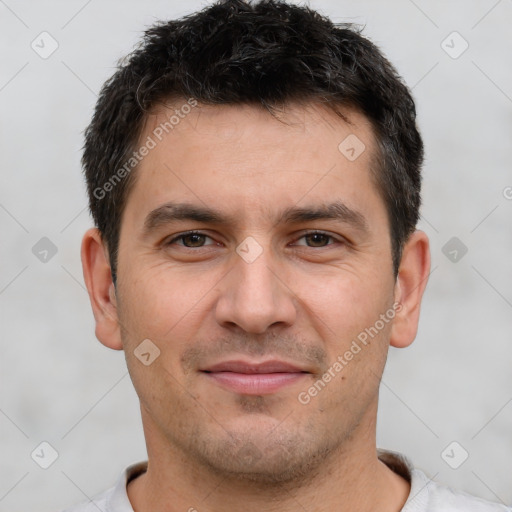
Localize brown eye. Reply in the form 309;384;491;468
181;233;207;247
293;231;339;248
304;233;331;247
166;231;216;248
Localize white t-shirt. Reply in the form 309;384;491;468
62;454;511;512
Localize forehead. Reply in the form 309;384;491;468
144;99;375;157
122;100;384;230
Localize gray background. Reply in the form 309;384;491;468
1;0;511;510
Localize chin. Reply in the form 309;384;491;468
188;424;334;487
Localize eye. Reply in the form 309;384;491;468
166;231;217;248
292;231;340;248
164;230;342;250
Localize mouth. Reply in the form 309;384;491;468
200;360;311;395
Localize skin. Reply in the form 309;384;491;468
82;101;430;512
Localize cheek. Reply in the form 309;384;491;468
118;262;221;342
293;267;391;342
294;268;394;406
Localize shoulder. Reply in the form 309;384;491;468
404;468;512;512
59;461;148;512
378;450;511;512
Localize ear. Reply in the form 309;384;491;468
390;230;431;349
81;228;123;350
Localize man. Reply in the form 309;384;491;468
65;0;510;510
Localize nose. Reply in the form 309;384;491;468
214;240;297;334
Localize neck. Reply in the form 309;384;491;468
127;405;410;512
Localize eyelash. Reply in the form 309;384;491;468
165;230;343;249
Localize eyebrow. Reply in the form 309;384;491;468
142;200;369;235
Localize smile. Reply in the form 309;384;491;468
200;360;310;395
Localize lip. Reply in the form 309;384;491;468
200;359;310;395
202;360;306;374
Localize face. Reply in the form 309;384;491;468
89;101;422;484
